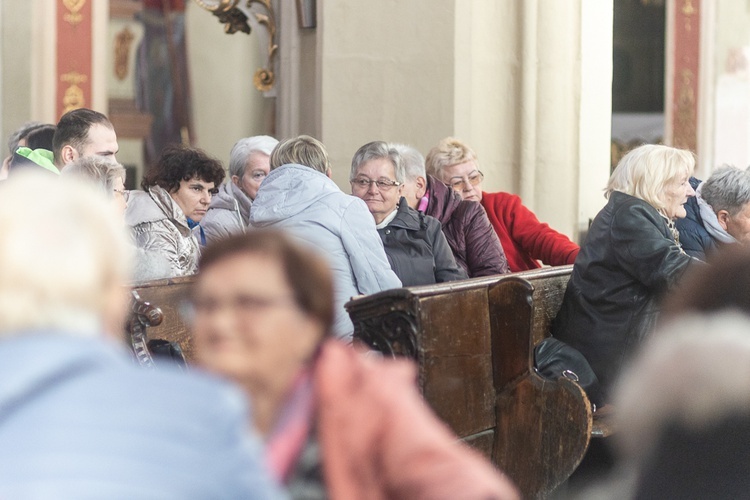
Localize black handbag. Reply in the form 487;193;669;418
533;337;605;409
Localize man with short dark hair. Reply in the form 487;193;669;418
52;108;119;169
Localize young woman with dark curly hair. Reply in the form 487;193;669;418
125;144;225;279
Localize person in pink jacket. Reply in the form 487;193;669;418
426;137;580;272
191;229;520;500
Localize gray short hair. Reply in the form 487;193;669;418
391;143;425;181
350;141;405;184
228;135;278;178
700;165;750;216
270;135;330;174
0;171;130;335
7;121;43;155
62;156;126;198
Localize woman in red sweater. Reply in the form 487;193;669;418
426;137;579;272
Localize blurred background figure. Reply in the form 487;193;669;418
675;165;750;260
249;135;401;341
201;135;279;245
126;144;224;278
0;172;282;499
192;229;520;500
395;143;509;277
553;144;696;395
615;310;750;498
426;137;579;272
1;122;56;179
62;156;128;215
350;141;466;286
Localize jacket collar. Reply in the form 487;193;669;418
387;197;423;230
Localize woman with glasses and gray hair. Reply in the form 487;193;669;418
200;135;279;245
675;165;750;260
426;137;579;272
350;141;466;286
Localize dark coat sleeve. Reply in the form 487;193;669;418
428;217;468;283
460;201;509;276
611;202;693;291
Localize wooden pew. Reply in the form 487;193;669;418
346;265;603;499
128;275;196;365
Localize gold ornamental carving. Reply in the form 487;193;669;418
192;0;278;92
114;27;136;80
62;0;86;26
675;69;697;150
60;71;88;113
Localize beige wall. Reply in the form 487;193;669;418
1;0;35;152
318;0;457;183
314;0;613;241
186;2;274;168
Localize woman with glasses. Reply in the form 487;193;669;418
426;137;579;272
351;141;466;286
200;135;278;246
191;229;520;499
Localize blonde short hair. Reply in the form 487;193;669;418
0;171;131;335
425;137;478;179
269;135;331;175
606;144;695;213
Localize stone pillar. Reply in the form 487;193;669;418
308;0;613;241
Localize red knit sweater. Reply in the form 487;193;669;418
480;191;579;272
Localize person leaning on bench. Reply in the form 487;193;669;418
552;144;700;397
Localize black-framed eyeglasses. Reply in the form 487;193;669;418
449;171;484;191
350;177;402;191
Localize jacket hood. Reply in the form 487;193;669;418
425;175;460;223
11;148;59;175
250;164;344;225
125;185;189;230
209;182;252;215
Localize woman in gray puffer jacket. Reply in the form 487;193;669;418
125;145;225;279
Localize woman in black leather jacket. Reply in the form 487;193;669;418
552;144;697;394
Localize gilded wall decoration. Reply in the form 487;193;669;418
192;0;278;92
60;71;88;113
114;27;136;80
63;0;86;26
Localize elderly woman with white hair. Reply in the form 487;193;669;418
350;141;466;286
675;165;750;260
552;144;697;395
200;135;279;245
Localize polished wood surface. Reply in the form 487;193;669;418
130;275;196;361
348;265;597;499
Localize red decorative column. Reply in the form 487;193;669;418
56;0;93;119
670;0;701;151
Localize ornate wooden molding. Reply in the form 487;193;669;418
192;0;278;91
670;0;701;151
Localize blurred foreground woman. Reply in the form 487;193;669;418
192;229;519;500
0;172;282;499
